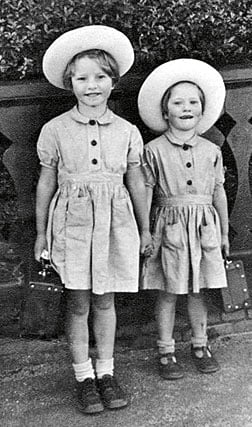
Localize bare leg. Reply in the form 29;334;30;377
65;289;91;363
187;292;208;348
155;291;177;353
92;292;116;360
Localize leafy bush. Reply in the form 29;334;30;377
0;0;252;80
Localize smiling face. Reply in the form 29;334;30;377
70;56;114;116
163;82;204;132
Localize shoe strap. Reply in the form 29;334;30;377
160;354;177;364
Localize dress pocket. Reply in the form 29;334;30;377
66;196;93;230
162;222;184;250
52;197;68;236
112;197;136;229
200;223;219;251
110;196;139;280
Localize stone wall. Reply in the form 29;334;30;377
0;66;251;255
0;66;252;336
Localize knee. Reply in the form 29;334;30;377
188;291;206;304
158;291;177;305
92;293;115;311
155;291;177;315
66;290;90;316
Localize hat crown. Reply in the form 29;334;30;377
138;58;226;134
43;25;134;89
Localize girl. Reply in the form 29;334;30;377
34;25;152;414
138;59;229;380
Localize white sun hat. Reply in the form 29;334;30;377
42;25;134;89
138;58;226;134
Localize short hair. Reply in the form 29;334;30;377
161;80;205;118
63;49;120;90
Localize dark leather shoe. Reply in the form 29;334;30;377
77;378;104;414
159;353;184;380
191;345;220;373
97;375;128;409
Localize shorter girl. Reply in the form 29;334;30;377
34;25;152;413
138;59;229;380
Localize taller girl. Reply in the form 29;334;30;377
138;59;229;380
34;25;152;414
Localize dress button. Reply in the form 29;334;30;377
89;119;96;125
91;140;97;146
92;158;98;165
183;144;189;151
186;162;192;168
187;180;192;185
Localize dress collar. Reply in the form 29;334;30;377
164;130;199;147
70;105;114;125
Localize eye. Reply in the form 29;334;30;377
97;74;107;79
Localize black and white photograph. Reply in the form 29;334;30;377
0;1;252;426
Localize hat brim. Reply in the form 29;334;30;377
43;25;134;89
137;59;226;134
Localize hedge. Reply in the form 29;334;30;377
0;0;252;80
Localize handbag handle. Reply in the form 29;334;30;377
222;250;232;266
39;250;51;278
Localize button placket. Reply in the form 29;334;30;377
181;145;194;192
87;121;100;170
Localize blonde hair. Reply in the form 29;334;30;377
63;49;120;90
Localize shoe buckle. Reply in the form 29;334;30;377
206;348;212;358
160;355;177;365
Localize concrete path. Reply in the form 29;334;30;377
0;332;252;427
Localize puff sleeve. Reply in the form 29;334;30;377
142;145;158;188
127;125;144;169
37;122;59;169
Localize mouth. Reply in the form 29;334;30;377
85;93;101;97
180;115;194;119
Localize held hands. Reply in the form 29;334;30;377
140;230;153;257
221;234;230;258
34;234;48;262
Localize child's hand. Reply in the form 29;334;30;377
221;234;230;258
140;230;153;257
34;234;48;262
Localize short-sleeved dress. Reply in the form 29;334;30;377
142;131;227;294
37;106;143;294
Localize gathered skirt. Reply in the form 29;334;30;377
141;195;227;294
47;173;140;294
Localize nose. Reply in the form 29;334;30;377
87;77;98;89
183;101;191;111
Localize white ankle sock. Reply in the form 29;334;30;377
95;357;114;379
72;358;95;382
157;339;175;354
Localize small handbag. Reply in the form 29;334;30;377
222;257;252;313
20;257;65;338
